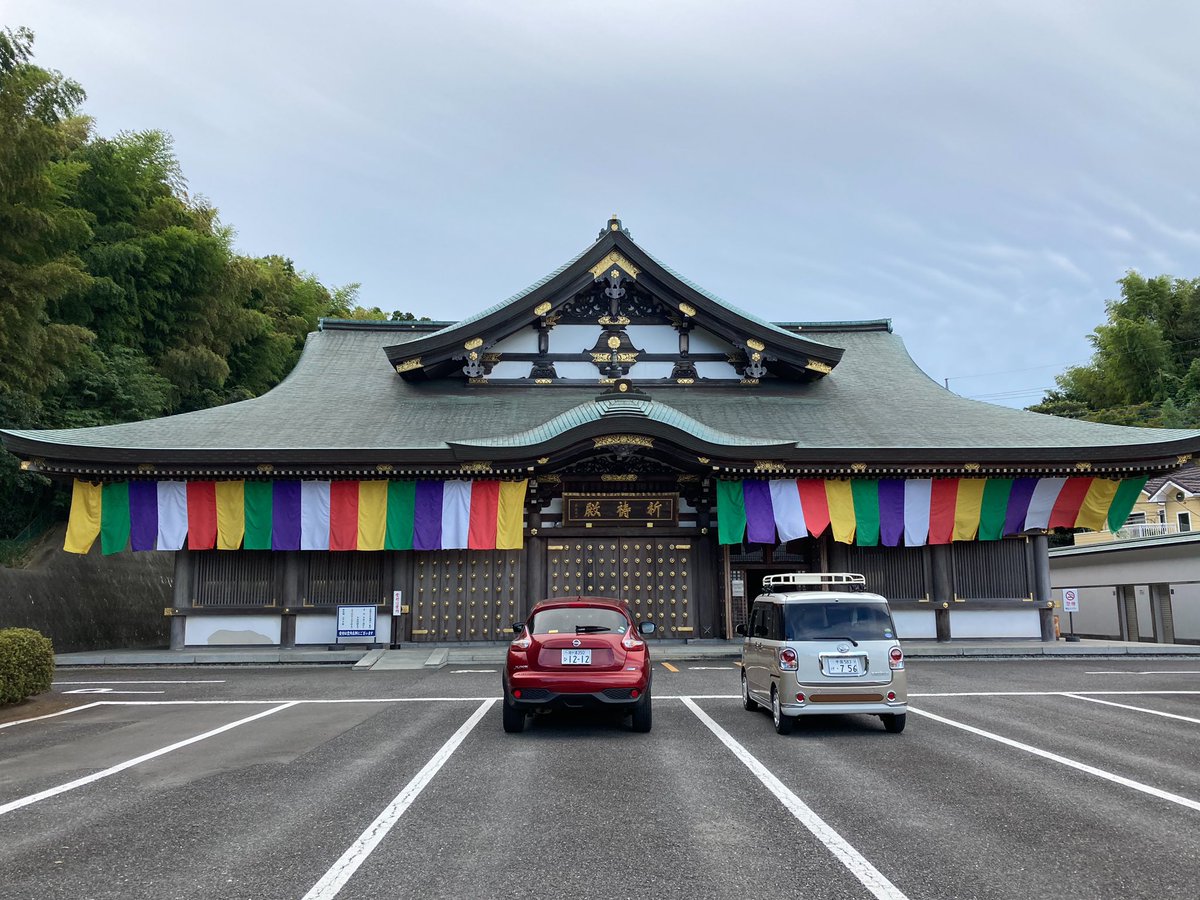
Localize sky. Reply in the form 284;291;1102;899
6;0;1200;408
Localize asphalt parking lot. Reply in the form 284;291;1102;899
2;659;1198;900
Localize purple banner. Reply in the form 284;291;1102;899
878;479;906;547
129;481;159;551
272;481;302;550
413;480;444;550
1003;478;1039;536
743;480;776;544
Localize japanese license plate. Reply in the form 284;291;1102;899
561;649;592;665
823;655;864;676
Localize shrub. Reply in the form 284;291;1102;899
0;628;55;704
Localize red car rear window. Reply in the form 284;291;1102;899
530;607;629;635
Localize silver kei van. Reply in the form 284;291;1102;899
736;572;908;735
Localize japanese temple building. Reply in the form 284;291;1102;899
5;215;1200;648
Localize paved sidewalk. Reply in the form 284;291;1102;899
53;637;1200;670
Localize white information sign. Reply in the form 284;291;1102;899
1061;588;1080;613
336;605;378;642
393;590;403;616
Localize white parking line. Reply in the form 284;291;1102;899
908;706;1200;812
302;699;495;900
682;698;908;900
688;666;735;670
1085;671;1200;676
0;702;298;818
450;669;496;674
1063;693;1200;725
52;680;227;685
907;696;1200;700
0;701;106;730
63;688;166;695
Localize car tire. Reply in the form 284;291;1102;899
881;713;906;734
741;672;758;711
502;699;526;734
771;687;794;735
630;689;653;733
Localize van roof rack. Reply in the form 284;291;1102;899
762;572;866;590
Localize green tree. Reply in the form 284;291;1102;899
1029;272;1200;427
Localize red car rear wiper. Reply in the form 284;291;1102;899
575;625;612;633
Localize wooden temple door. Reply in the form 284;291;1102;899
545;538;696;638
410;550;522;642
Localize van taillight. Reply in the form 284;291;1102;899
889;646;904;670
779;648;798;671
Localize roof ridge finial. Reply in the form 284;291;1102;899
599;213;629;239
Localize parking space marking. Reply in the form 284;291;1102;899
449;669;496;674
688;666;735;670
0;702;298;818
302;699;495;900
1063;693;1200;725
907;696;1200;700
908;706;1200;812
0;701;106;730
1085;671;1200;676
53;680;227;685
661;662;680;672
63;688;165;695
682;698;909;900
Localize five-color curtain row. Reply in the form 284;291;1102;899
716;476;1148;547
65;479;528;555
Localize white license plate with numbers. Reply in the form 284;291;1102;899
823;655;864;676
561;649;592;665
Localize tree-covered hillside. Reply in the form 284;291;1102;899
0;28;417;540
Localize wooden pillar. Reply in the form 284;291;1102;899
526;503;545;618
169;549;193;650
1031;533;1055;642
391;551;412;646
280;551;301;649
930;544;953;642
695;500;716;639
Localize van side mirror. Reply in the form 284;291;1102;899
638;621;656;635
734;623;747;636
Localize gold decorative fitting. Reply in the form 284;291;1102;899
256;463;275;474
618;382;629;393
460;461;493;473
678;303;696;317
598;377;616;384
598;315;630;326
137;463;156;473
750;352;762;362
535;378;553;384
676;378;695;384
607;336;622;350
540;474;562;483
375;463;395;473
19;460;29;471
677;474;699;482
1075;461;1093;471
753;461;787;473
746;338;765;351
482;352;501;363
588;250;640;280
593;434;654;449
534;301;553;316
850;462;868;473
395;358;423;373
962;462;981;473
467;351;479;361
464;337;483;350
697;456;710;464
616;352;638;362
536;457;550;465
741;378;760;385
805;359;834;374
468;377;489;385
1178;454;1193;465
591;352;613;362
601;474;637;482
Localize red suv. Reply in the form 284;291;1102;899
503;597;656;733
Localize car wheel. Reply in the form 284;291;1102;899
741;672;757;711
881;713;906;734
630;688;652;733
771;687;794;735
502;699;526;734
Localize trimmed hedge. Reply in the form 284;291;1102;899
0;628;55;704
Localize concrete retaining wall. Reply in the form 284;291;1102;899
0;526;171;652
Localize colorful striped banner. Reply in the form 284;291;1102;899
64;479;529;554
715;475;1150;546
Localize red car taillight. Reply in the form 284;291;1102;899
511;628;532;650
622;628;645;650
778;647;798;671
889;646;904;670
